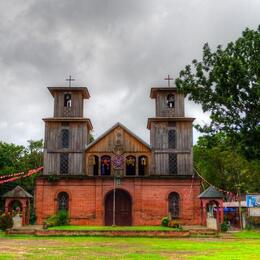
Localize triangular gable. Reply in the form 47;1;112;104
3;186;33;198
86;122;151;153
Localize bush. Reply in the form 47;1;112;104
56;210;69;226
221;222;229;232
0;213;13;230
161;216;169;227
44;210;69;227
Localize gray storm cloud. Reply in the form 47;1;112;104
0;0;259;145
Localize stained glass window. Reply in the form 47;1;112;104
168;129;176;149
58;192;69;211
169;153;177;175
101;155;111;175
60;153;69;174
126;156;136;176
61;129;69;148
168;192;180;218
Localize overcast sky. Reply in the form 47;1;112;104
0;0;259;146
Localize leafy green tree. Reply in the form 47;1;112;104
0;142;25;174
194;133;260;193
176;26;260;160
0;140;43;210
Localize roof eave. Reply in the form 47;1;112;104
48;87;90;99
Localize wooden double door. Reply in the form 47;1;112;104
105;189;132;226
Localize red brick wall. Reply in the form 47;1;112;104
35;177;201;225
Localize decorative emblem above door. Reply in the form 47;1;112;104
111;154;125;170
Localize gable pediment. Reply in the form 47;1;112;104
86;122;151;154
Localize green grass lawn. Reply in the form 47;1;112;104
232;230;260;239
48;225;177;231
1;231;260;259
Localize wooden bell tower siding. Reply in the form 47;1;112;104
148;87;194;176
35;84;201;226
42;87;93;175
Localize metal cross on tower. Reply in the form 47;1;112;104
164;74;173;87
66;75;75;87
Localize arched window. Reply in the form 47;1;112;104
168;192;180;219
61;129;69;148
58;192;69;211
101;155;111;176
168;129;176;149
126;156;136;176
167;94;175;108
138;156;147;176
64;94;72;107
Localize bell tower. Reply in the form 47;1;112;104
43;86;93;175
147;85;194;176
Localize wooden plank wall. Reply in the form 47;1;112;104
44;122;88;175
86;126;151;176
54;92;83;117
150;121;193;175
45;122;88;152
43;152;84;175
155;92;185;117
176;122;193;150
87;127;150;153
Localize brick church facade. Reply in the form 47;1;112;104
35;84;201;226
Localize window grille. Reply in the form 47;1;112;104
58;192;69;211
61;129;69;148
169;153;177;175
168;192;180;218
168;129;176;149
60;153;69;174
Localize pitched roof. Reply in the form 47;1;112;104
2;186;33;198
86;122;151;151
198;185;224;199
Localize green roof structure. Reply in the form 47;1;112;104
2;186;33;198
198;185;224;199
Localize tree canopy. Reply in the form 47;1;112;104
176;26;260;160
194;133;260;194
0;140;43;209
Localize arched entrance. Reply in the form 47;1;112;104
105;189;132;226
8;200;22;212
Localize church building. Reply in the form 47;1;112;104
35;83;201;226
